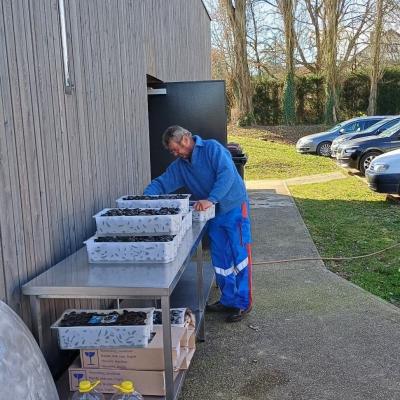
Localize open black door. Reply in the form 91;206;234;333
147;80;227;179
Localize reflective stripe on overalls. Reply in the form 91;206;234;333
207;202;253;310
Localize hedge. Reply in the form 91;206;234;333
249;67;400;125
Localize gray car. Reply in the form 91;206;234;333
296;116;386;156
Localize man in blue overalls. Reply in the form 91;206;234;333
144;126;253;322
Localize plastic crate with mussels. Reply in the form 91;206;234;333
116;194;191;213
153;308;196;328
85;234;180;263
93;207;185;236
51;308;154;349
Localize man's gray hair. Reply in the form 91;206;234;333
162;125;192;148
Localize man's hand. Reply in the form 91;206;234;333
194;200;213;211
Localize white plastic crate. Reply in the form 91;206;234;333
190;203;215;222
85;235;179;263
153;308;195;328
94;208;184;236
183;210;193;231
51;308;154;349
116;194;191;213
176;211;192;246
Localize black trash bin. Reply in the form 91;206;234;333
227;142;248;179
232;155;248;179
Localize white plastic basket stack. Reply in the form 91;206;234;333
85;195;194;263
51;308;154;349
116;194;191;213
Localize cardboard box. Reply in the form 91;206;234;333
80;326;186;370
187;328;196;349
179;328;196;370
69;362;181;396
179;326;195;348
179;347;196;370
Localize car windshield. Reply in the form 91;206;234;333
361;118;393;133
329;122;343;131
378;121;400;137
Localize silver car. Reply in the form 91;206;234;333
296;116;386;156
331;116;400;158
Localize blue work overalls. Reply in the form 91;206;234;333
208;202;253;310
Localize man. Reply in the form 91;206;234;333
144;126;253;322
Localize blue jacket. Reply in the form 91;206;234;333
143;136;248;215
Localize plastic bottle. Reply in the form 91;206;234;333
111;380;143;400
71;380;105;400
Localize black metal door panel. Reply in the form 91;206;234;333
148;80;227;179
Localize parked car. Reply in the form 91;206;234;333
336;121;400;174
365;149;400;194
330;116;400;158
296;116;386;156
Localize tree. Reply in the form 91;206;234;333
277;0;296;124
208;1;234;80
295;0;324;74
324;0;340;123
295;0;373;76
367;0;384;115
222;0;254;124
246;0;279;78
248;0;262;76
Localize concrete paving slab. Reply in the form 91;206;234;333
284;171;346;186
246;172;347;191
246;180;288;194
249;189;320;263
179;181;400;400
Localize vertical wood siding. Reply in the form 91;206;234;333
143;0;211;81
0;0;210;370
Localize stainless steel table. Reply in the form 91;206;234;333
22;221;209;400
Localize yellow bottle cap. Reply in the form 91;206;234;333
79;380;100;393
113;380;135;393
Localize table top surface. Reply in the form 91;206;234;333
22;222;208;298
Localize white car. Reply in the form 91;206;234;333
365;149;400;194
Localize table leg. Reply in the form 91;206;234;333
161;295;174;400
30;296;44;349
196;244;205;342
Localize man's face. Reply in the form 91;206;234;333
167;135;194;159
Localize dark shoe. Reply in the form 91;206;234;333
206;301;235;313
226;305;252;323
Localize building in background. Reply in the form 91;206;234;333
352;29;400;69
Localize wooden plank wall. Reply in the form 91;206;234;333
144;0;211;82
0;0;210;371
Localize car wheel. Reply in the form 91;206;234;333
359;151;381;175
316;141;332;156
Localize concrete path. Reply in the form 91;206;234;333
179;179;400;400
246;171;347;190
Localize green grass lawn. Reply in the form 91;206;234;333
235;126;400;306
289;177;400;304
229;133;339;180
